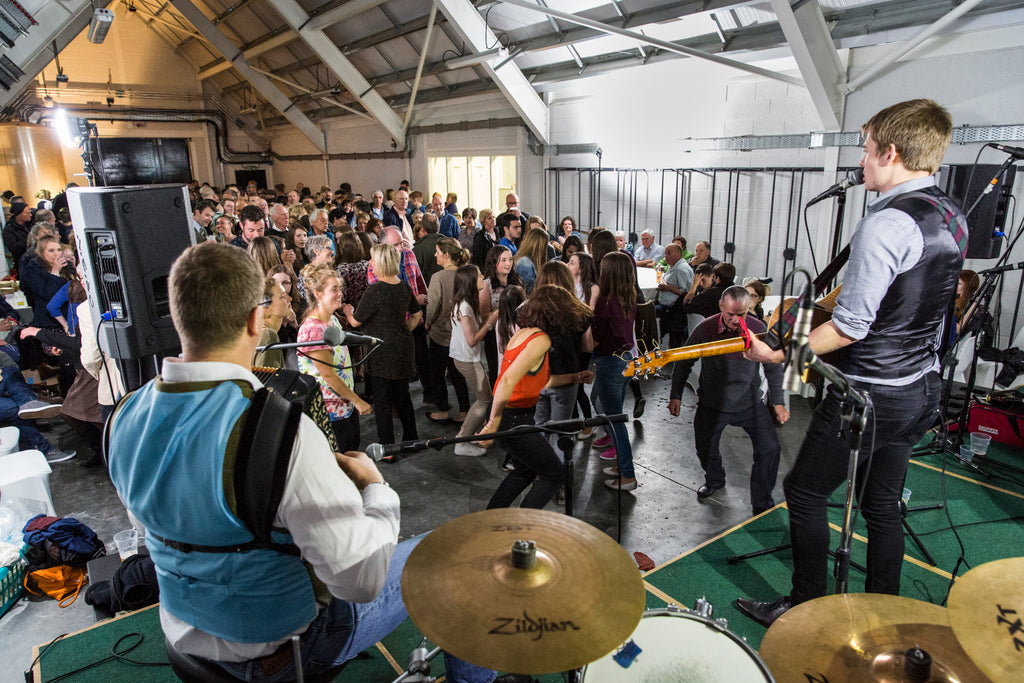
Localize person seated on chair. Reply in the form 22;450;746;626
106;242;498;683
0;364;74;463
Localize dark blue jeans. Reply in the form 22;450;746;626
693;401;780;511
0;366;51;452
784;372;941;603
214;536;496;682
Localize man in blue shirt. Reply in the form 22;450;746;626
497;213;522;254
736;99;964;627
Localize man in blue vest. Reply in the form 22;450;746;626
736;99;964;626
107;242;499;682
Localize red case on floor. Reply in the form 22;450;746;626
968;401;1024;448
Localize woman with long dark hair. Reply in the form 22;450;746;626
480;285;592;509
448;264;499;456
532;261;594;437
591;252;639;491
480;245;523;385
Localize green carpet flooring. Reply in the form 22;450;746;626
35;441;1024;682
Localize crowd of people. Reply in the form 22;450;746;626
1;96;977;682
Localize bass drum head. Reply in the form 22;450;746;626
581;608;773;682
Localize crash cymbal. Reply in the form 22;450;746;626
401;508;645;674
948;557;1024;683
759;593;990;682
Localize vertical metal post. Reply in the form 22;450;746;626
765;170;778;277
708;171;717;246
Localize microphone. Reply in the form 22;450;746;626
989;143;1024;159
806;168;865;207
783;284;815;393
979;261;1024;275
255;325;343;352
337;330;383;346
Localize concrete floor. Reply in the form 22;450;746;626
0;373;812;683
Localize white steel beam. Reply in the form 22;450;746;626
0;0;95;110
499;0;803;88
170;0;326;152
435;0;549;143
769;0;844;130
196;31;298;80
306;0;391;31
267;0;407;148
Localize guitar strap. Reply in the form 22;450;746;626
764;245;850;350
765;188;968;351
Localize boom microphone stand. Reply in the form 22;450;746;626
372;414;629;518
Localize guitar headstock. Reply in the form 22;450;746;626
735;316;754;350
622;349;669;379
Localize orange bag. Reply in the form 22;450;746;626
23;564;88;607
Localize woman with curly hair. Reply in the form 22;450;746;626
480;284;593;509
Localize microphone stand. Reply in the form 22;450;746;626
380;414;629;519
828;186;847;290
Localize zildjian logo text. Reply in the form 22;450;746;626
489;612;581;641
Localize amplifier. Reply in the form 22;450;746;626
968;401;1024;449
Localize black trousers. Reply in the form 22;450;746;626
368;376;417;445
427;340;469;413
693;402;780;511
486;407;563;510
785;373;941;602
331;411;361;452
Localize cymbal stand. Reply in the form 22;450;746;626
390;638;440;683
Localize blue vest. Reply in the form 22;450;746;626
109;378;317;643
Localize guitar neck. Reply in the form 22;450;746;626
657;334;765;365
625;333;767;377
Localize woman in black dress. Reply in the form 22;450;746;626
343;243;423;445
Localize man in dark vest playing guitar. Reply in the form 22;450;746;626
736;99;965;626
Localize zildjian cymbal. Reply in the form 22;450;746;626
948;557;1024;683
400;508;645;674
759;593;990;682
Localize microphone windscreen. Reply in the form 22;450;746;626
322;325;342;346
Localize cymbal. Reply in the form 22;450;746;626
759;593;990;682
948;557;1024;683
401;508;645;674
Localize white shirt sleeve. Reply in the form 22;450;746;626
276;416;401;603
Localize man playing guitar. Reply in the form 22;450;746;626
736;99;966;626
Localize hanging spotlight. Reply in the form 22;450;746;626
88;8;114;44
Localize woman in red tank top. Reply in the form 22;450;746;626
479;285;593;509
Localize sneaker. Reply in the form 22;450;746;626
633;397;646;419
602;466;620;477
18;400;62;420
598;447;617;460
604;477;638;491
501;456;516;471
454;442;487;457
579;427;594;439
45;447;76;463
593;435;613;448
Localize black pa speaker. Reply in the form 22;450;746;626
939;164;1016;259
68;184;195;360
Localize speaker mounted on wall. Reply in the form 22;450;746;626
68;185;195;361
939;164;1017;260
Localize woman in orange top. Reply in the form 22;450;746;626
480;285;592;509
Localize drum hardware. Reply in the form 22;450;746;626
389;638;441;683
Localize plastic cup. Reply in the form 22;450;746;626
902;488;912;504
959;445;975;463
970;432;992;456
114;529;139;560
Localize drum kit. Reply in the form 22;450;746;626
400;508;1021;682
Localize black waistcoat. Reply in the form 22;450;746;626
841;186;965;381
